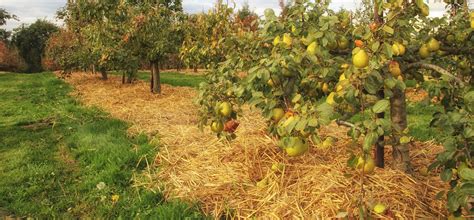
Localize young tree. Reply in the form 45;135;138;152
127;0;184;93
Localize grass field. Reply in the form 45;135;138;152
0;72;204;218
111;71;206;88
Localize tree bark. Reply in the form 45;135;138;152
390;88;412;172
193;66;198;73
122;73;126;84
151;61;161;94
126;71;134;84
375;91;385;168
100;69;108;80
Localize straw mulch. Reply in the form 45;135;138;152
65;72;448;219
406;88;429;103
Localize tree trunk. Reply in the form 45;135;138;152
193;66;198;73
151;61;161;94
122;73;126;84
375;91;385;168
100;69;108;80
126;71;134;84
390;88;412;172
92;65;96;75
374;1;385;168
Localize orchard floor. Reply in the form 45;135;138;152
66;72;448;219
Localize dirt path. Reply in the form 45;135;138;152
66;73;447;219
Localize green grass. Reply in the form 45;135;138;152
0;72;205;218
111;71;205;88
348;101;443;142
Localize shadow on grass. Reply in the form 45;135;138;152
0;73;205;219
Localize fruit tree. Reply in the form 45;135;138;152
195;0;473;216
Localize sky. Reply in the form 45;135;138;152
0;0;451;31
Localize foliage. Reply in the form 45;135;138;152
193;0;473;217
43;29;86;73
0;8;17;26
12;20;59;73
0;41;26;72
0;72;205;219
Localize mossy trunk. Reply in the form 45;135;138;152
390;88;412;172
151;61;161;94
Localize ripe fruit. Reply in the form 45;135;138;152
273;36;281;46
319;137;335;149
284;137;309;157
369;23;378;32
341;63;350;69
219;102;232;117
427;38;440;52
326;92;336;105
271;163;285;172
339;74;347;81
419;44;430;59
392;42;406;56
420;167;429;176
356;157;365;169
224;119;239;133
392;43;400;56
389;61;402;77
355;40;364;48
307;42;318;55
267;79;274;87
363;157;376;174
283;34;292;47
338;37;349;50
272;108;285;122
211;121;224;133
471;20;474;29
373;203;387;214
352;49;369;68
322;83;329;93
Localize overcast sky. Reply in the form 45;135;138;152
0;0;449;31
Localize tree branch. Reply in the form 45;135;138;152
404;62;465;87
439;46;474;55
335;119;362;131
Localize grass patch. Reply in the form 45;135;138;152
110;71;205;88
348;101;443;142
0;73;205;218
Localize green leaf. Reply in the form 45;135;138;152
292;94;302;103
363;132;379;152
371;41;380;52
382;25;394;35
440;169;453;182
435;191;445;200
459;168;474;181
384;78;397;89
447;191;461;212
308;117;318;127
347;154;359;168
460;183;474;195
295;118;308;132
372;99;390;114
